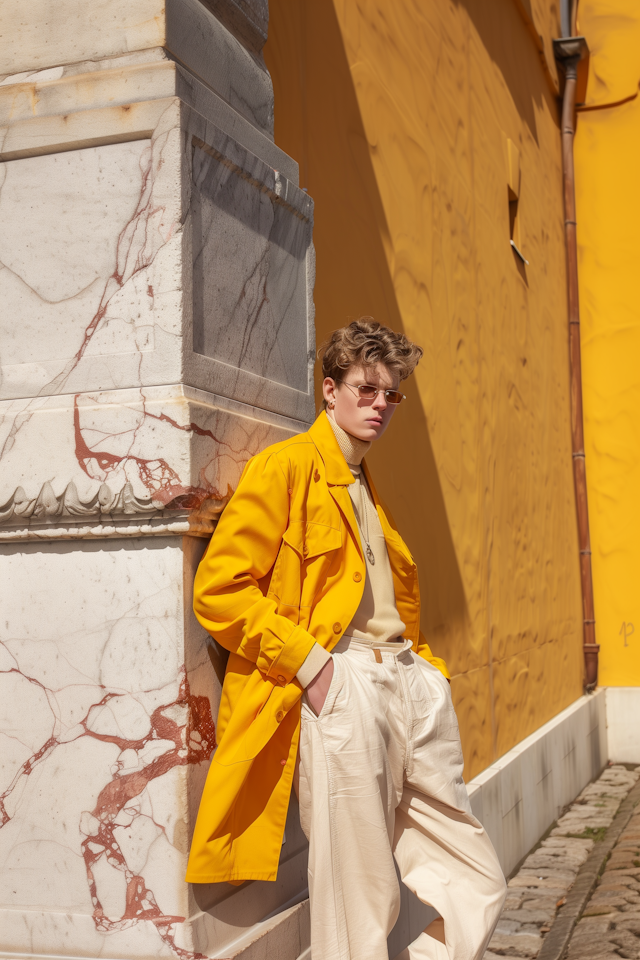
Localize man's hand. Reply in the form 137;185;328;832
306;656;335;716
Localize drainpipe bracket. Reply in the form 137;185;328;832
553;37;590;97
552;36;589;66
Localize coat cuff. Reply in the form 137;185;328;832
259;623;317;685
296;643;333;688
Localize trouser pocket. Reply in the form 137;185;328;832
302;653;344;720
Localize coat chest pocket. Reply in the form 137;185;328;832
272;521;343;608
282;520;342;559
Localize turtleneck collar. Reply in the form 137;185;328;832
327;411;371;466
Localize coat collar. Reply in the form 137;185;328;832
308;411;355;486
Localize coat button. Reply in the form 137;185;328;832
277;675;286;685
313;469;320;481
353;571;362;582
276;710;284;722
333;622;341;634
303;545;309;557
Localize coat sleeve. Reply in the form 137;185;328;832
416;631;451;680
193;450;317;684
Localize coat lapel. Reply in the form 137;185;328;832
308;412;364;559
329;484;364;560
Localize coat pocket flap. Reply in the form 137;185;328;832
282;520;342;559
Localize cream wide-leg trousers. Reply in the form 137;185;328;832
298;637;506;960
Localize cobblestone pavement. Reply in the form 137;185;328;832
484;765;640;959
566;797;640;959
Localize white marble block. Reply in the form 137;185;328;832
0;2;315;959
0;538;310;959
0;539;204;959
0;65;315;542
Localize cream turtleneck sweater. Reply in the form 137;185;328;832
296;413;406;688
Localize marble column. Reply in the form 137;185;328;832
0;2;314;958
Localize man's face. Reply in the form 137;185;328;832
323;363;400;442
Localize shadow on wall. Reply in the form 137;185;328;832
265;0;469;663
455;0;558;147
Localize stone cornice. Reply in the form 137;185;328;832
0;481;226;541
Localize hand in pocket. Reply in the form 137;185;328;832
306;657;335;716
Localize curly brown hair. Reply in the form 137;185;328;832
318;318;423;408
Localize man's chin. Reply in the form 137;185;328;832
360;423;386;441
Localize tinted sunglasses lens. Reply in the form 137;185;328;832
385;391;403;404
357;385;377;398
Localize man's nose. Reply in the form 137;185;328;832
372;390;388;410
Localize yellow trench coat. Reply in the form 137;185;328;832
186;411;449;883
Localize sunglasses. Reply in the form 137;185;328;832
335;380;406;405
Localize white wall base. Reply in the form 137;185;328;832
605;687;640;763
467;689;607;877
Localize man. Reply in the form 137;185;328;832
186;318;506;959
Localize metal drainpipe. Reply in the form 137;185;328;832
553;5;598;689
560;0;573;38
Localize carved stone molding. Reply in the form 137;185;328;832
0;481;160;525
0;481;227;541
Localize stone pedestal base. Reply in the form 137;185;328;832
0;535;310;959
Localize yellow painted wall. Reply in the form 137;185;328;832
265;0;584;778
575;1;640;687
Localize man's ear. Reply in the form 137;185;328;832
323;377;337;408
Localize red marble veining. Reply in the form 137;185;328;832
52;128;230;513
0;129;175;472
13;123;233;514
1;117;262;520
0;731;58;828
0;662;215;959
44;130;172;400
60;129;246;512
72;397;237;511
